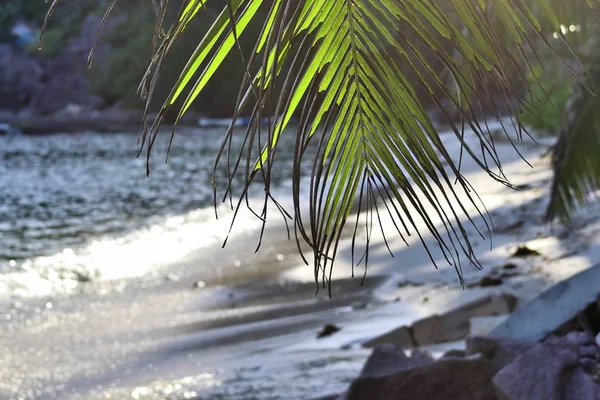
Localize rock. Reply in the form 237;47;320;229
67;13;123;58
409;348;435;364
397;279;424;288
347;350;496;400
311;394;342;400
503;263;518;270
466;335;536;375
492;342;600;400
479;276;504;287
491;262;600;341
359;344;427;378
564;331;596;348
412;293;517;346
443;349;467;358
362;325;414;349
579;345;600;360
511;245;541;257
29;74;105;115
317;324;341;339
579;357;599;374
470;315;509;336
0;45;44;110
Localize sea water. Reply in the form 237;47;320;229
0;128;307;299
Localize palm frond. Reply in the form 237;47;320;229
144;0;599;294
44;0;600;294
546;37;600;222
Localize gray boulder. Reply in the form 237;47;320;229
347;345;496;400
490;262;600;341
467;335;536;375
28;73;104;115
492;342;600;400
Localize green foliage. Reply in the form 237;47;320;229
27;27;61;58
1;0;99;44
89;1;264;114
519;66;573;135
0;1;45;42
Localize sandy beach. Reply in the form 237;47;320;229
3;122;600;400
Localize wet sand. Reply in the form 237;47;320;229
4;124;600;399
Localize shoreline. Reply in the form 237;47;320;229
3;125;600;399
1;109;201;135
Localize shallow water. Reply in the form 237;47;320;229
0;128;306;298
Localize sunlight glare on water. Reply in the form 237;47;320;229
0;128;307;299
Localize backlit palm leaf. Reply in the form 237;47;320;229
46;0;600;293
145;0;599;293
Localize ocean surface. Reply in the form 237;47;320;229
0;128;305;299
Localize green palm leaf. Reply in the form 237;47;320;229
546;37;600;222
44;0;600;294
145;0;598;294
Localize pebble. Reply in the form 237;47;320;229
317;324;341;339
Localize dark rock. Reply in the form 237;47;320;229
512;245;541;257
467;335;536;375
397;279;424;288
579;357;599;374
479;276;504;287
443;349;467;358
311;394;342;400
29;74;104;115
348;351;496;400
492;342;600;400
317;324;341;339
